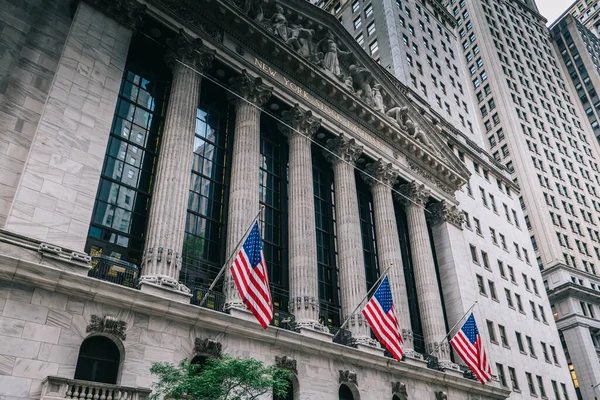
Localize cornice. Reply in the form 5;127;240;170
144;0;468;195
0;251;510;399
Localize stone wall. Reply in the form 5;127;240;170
0;265;506;400
3;2;132;251
0;0;72;226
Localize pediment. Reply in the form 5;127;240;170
152;0;470;192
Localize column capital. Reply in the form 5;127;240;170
397;181;430;207
325;134;363;165
363;158;398;188
278;104;321;140
228;70;273;107
426;201;464;229
165;30;216;72
78;0;146;29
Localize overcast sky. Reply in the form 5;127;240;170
536;0;571;25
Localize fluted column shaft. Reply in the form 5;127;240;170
279;105;322;330
401;182;450;361
140;34;214;295
326;136;370;341
365;160;413;352
224;71;272;309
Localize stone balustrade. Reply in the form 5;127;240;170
40;376;151;400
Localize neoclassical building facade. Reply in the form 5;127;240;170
0;0;572;399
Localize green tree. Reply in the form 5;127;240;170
150;355;292;400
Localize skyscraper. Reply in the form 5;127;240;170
449;1;600;399
321;0;576;398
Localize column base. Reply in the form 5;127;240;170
403;349;427;366
439;360;462;376
297;325;333;341
139;280;192;303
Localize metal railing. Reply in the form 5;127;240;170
271;309;295;331
190;286;226;312
330;326;352;346
41;376;151;400
88;255;139;288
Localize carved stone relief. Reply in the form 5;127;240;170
194;338;222;358
339;370;358;386
86;315;127;341
391;381;408;399
427;201;465;229
275;355;298;374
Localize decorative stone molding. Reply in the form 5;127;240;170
138;274;191;294
86;315;127;341
77;0;147;29
278;104;321;139
391;382;408;399
426;201;465;229
228;69;273;106
275;356;298;374
407;161;455;195
435;391;448;400
397;182;431;208
338;370;358;386
363;158;398;187
165;30;216;72
325;135;363;165
194;338;222;358
425;341;451;364
289;295;318;312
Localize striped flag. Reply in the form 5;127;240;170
230;221;273;328
361;276;404;361
449;313;492;384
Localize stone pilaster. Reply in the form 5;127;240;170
363;160;415;354
278;105;326;332
398;182;451;362
224;70;272;310
325;136;373;344
139;34;215;300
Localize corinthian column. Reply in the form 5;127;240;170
140;33;215;301
363;160;415;356
325;135;374;345
224;70;272;311
278;105;327;333
398;182;451;363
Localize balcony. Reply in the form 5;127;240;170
88;255;139;288
271;309;296;331
190;286;226;312
40;376;151;400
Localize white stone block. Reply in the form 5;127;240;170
31;289;68;311
22;321;61;344
2;300;48;323
0;376;32;397
12;358;58;380
0;336;41;358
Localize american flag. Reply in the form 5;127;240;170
361;276;404;361
230;221;273;329
449;313;492;384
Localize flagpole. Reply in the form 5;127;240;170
198;206;265;308
437;300;478;346
332;263;393;342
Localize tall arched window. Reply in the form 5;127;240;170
338;384;355;400
74;336;121;384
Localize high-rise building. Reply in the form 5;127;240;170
550;10;600;400
321;0;575;399
443;0;600;399
555;0;600;37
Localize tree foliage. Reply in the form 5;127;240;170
150;355;292;400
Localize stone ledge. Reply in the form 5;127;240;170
0;251;510;399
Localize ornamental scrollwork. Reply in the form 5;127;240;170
194;338;222;358
339;370;358;386
275;355;297;374
86;315;127;341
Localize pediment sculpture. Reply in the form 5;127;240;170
227;0;450;163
